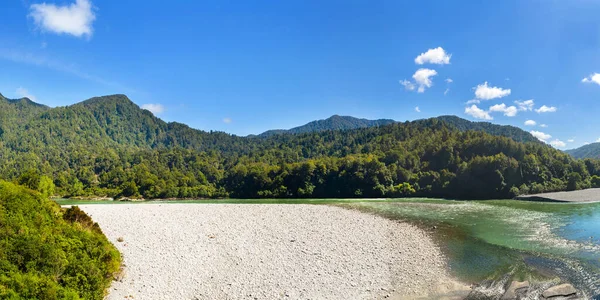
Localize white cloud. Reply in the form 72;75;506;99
515;99;534;111
29;0;96;38
466;99;480;105
223;118;232;124
15;87;37;101
530;130;551;141
474;82;511;100
465;105;492;120
445;78;453;83
444;88;450;95
414;47;451;65
540;124;548;128
582;73;600;85
584;142;590;145
524;120;537;126
567;139;575;143
489;103;518;117
141;103;165;114
414;106;420;113
549;139;566;148
412;68;438;93
535;105;557;113
399;79;415;91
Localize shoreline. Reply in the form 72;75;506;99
80;204;470;299
515;188;600;203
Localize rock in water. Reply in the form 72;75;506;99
542;283;577;298
501;280;529;300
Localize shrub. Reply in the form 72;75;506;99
0;181;121;299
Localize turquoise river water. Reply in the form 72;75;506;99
56;198;600;297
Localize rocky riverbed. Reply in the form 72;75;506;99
79;204;470;299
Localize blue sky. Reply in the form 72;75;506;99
0;0;599;147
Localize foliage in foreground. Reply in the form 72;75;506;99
0;181;121;299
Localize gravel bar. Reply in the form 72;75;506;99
79;204;469;300
516;188;600;203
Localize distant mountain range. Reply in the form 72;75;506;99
256;114;541;144
258;115;396;137
565;143;600;159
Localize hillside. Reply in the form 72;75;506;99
258;115;396;137
565;143;600;159
428;115;542;144
0;92;594;200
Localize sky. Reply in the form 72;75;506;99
1;0;600;147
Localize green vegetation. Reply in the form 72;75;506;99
0;180;121;299
0;93;598;200
565;142;600;159
258;115;396;137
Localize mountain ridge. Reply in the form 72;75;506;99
258;115;397;137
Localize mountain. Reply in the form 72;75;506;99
258;115;396;137
426;115;542;144
565;143;600;159
257;114;540;145
0;92;593;200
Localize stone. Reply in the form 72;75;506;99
501;280;529;299
542;283;578;299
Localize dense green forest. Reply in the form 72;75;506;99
0;180;121;299
1;93;598;200
258;115;396;137
565;142;600;159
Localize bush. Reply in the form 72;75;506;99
0;181;121;299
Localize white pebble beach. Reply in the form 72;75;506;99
78;204;469;300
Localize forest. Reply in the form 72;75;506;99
1;93;598;200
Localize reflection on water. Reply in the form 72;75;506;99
56;198;600;296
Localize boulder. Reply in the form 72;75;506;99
501;280;529;299
542;283;578;299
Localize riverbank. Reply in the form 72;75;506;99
516;188;600;203
79;204;469;299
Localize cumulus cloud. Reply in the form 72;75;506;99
540;124;548;128
445;78;453;83
399;79;415;91
412;68;438;93
414;47;451;65
535;105;557;113
29;0;96;38
465;105;492;120
549;139;566;148
524;120;537;126
415;106;420;113
515;99;534;111
141;103;165;114
567;139;575;143
15;87;37;101
223;118;232;124
582;73;600;85
530;130;551;141
489;103;518;117
474;82;511;101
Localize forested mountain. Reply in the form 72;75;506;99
565;143;600;159
1;93;598;200
258;115;396;137
258;114;540;145
428;115;542;144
